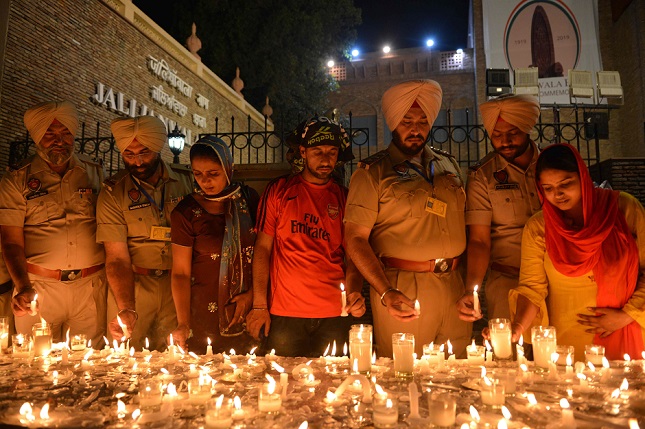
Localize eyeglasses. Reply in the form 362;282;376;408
122;151;158;163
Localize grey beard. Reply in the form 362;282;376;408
37;146;73;166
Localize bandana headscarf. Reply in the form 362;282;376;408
381;80;443;131
538;144;643;359
286;116;354;173
480;94;540;137
111;116;167;153
24;101;78;144
190;136;255;337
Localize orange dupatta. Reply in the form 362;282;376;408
539;144;643;359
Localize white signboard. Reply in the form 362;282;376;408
482;0;602;104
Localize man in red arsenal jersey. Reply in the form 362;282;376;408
246;117;365;357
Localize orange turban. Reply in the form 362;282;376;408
479;94;540;137
381;80;443;131
110;116;167;153
23;101;78;145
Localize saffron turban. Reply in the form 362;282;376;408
381;80;443;131
23;101;78;144
479;94;540;137
111;116;167;153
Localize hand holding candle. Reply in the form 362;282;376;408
473;285;481;317
29;293;38;316
340;283;348;317
116;315;130;340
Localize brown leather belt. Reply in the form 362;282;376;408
381;256;460;273
490;262;520;277
132;265;171;277
26;263;104;282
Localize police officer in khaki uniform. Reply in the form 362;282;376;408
457;94;542;323
97;116;192;351
0;101;107;345
345;80;472;358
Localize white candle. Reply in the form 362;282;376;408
565;354;574;378
258;378;282;412
560;399;576;428
532;328;557;369
414;300;421;315
480;377;505;407
372;396;398;428
205;395;233;428
206;337;213;356
280;372;288;400
408;382;420;419
349;326;372;373
30;293;38;316
427;393;457;427
340;283;348;317
489;319;512;360
392;333;414;377
485;340;493;363
61;344;69;365
548;353;559;380
473;285;481;317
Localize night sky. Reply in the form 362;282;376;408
134;0;470;54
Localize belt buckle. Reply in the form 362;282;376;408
61;269;81;282
434;259;449;273
154;269;164;277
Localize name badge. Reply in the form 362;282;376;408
150;226;171;241
495;183;520;191
426;197;447;217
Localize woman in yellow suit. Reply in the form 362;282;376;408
510;144;645;361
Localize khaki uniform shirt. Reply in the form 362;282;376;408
0;153;104;269
345;144;466;260
465;141;541;268
96;161;192;269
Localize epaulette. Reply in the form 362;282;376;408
429;146;455;158
468;151;497;172
76;153;102;166
170;163;192;173
6;160;29;173
102;169;129;191
357;150;389;170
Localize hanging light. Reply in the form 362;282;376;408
168;124;185;164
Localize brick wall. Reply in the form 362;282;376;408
590;158;645;205
0;0;266;170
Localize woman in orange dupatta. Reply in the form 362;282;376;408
509;144;645;361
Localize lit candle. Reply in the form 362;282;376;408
516;335;526;367
566;354;574;378
62;328;70;365
560;398;576;428
258;375;282;412
414;300;421;316
473;285;481;317
204;394;233;428
280;372;288;400
485;340;493;363
117;315;129;339
372;396;398;427
577;373;588;388
548;352;559;380
232;396;245;421
30;293;38;316
340;283;348;317
206;337;213;356
168;334;176;362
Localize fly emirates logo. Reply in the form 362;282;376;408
291;213;331;242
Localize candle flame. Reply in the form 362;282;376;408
340;283;345;292
65;328;70;346
566;354;572;366
271;361;285;373
160;368;169;375
129;347;135;357
520;363;528;372
588;362;596;372
234;396;242;409
323;343;330;356
265;373;276;385
519;335;524;346
132;409;141;420
375;384;386;395
469;405;480;421
527;393;538;405
250;346;257;355
298;422;309;429
481;366;487;378
39;403;50;420
501;405;511;419
33;293;38;302
386;398;393;409
439;343;445;352
624;353;631;362
343;342;348;356
577;373;587;381
485;339;492;351
473;285;478;293
145;337;149;349
189;352;199;360
83;349;93;361
498;419;507;429
207;337;211;346
177;345;185;355
117;399;126;414
414;299;421;314
306;373;315;383
325;391;337;402
167;383;178;396
620;378;629;391
169;333;174;346
87;339;92;348
560;398;570;409
19;402;32;416
611;389;620;399
372;351;376;364
216;394;224;409
270;349;275;355
447;339;453;355
469;339;476;352
551;352;559;363
332;340;337;356
629;418;640;429
602;357;610;368
113;339;119;350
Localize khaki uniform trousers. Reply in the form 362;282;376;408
371;268;472;359
484;270;519;320
14;271;107;346
107;273;176;351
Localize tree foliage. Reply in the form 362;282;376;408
167;0;361;128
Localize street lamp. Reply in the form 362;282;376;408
168;124;185;164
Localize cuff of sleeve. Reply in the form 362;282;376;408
465;210;492;226
344;204;377;229
622;303;645;328
509;286;549;344
0;210;26;227
96;225;128;243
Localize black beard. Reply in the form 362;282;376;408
392;130;427;157
126;156;161;181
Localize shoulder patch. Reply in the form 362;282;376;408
77;153;102;166
429;146;455;158
102;169;129;190
468;152;497;172
357;150;389;170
